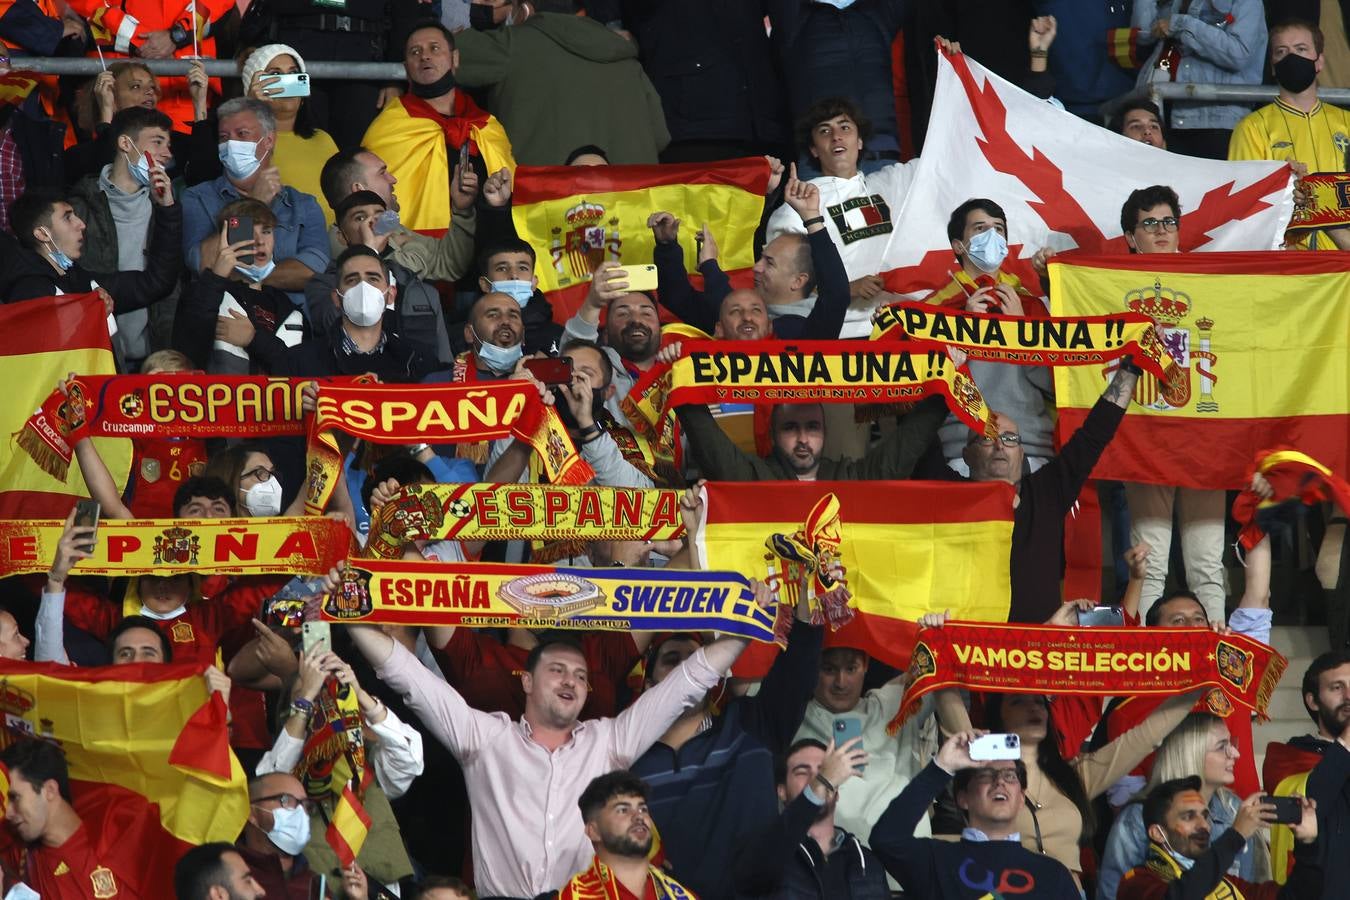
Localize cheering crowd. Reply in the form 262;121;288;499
0;0;1347;898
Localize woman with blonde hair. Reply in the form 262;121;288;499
1096;711;1267;899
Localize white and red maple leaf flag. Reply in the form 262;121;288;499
881;49;1295;296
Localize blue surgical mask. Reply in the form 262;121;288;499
491;280;534;307
46;241;73;273
123;150;152;187
472;325;523;375
965;228;1008;273
235;259;277;283
814;0;858;6
1161;837;1196;872
218;139;262;181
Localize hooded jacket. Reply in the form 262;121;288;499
454;12;670;165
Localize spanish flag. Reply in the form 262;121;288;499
0;661;248;892
511;158;768;323
0;294;132;518
326;770;374;868
362;92;516;235
693;481;1014;671
1051;252;1350;490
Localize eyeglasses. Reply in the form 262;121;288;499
241;465;276;482
1137;216;1179;234
971;433;1022;447
253;793;318;814
970;769;1023;787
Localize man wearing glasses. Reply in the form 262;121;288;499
1117;185;1226;626
869;730;1081;899
237;772;326;898
963;353;1139;622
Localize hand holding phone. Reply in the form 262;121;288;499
226;215;255;263
72;500;100;552
617;264;659;293
969;732;1021;761
524;356;574;385
832;718;866;772
1260;795;1304;825
1076;605;1126;628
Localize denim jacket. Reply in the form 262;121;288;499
1133;0;1268;131
1098;790;1255;899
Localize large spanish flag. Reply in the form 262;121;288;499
693;481;1014;670
1051;252;1350;490
511;158;768;323
0;294;132;518
0;661;248;843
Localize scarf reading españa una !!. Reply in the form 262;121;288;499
870;302;1178;381
889;621;1286;734
621;339;995;439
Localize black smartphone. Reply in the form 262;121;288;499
1261;795;1303;824
525;356;574;385
226;214;254;263
73;499;100;552
458;140;470;172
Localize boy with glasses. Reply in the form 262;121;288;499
868;730;1081;899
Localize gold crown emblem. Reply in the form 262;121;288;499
565;201;605;226
0;681;35;717
161;525;192;541
1125;279;1190;326
1194;316;1214;330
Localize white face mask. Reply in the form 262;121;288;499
341;280;388;327
243;478;283;517
218;139;263;181
138;604;187;621
266;804;311;856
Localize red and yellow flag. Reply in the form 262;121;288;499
693;481;1014;671
326;771;374;868
511;158;768;322
0;660;249;845
1051;252;1350;490
0;294;132;518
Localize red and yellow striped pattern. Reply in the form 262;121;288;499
1051;252;1350;490
512;158;768;322
0;294;131;518
694;480;1014;669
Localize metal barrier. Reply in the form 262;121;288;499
1103;81;1350;122
7;55;405;80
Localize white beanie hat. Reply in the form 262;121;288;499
240;44;306;95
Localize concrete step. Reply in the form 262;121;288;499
1267;625;1330;661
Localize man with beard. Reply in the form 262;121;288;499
733;737;889;899
342;595;766;898
1117;776;1320;899
675;394;947;484
361;22;516;234
647;163;849;341
1262;649;1350;894
174;842;267;900
867;731;1081;899
555;772;696;900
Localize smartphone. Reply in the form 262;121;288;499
1076;605;1126;628
524;356;574;385
832;718;866;771
1261;795;1304;824
226;214;254;263
618;264;659;293
73;499;100;552
970;732;1021;761
372;209;401;236
267;72;310;98
301;620;330;658
458;140;470;172
143;150;164;198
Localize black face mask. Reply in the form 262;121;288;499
1273;53;1317;93
469;3;500;30
408;69;456;99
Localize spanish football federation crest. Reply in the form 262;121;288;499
152;526;200;565
323;565;374;619
549;200;621;286
1121;280;1219;414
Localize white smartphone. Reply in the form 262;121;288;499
969;732;1021;761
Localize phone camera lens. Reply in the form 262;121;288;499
1005;735;1017;747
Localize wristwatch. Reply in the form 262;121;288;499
169;21;190;48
